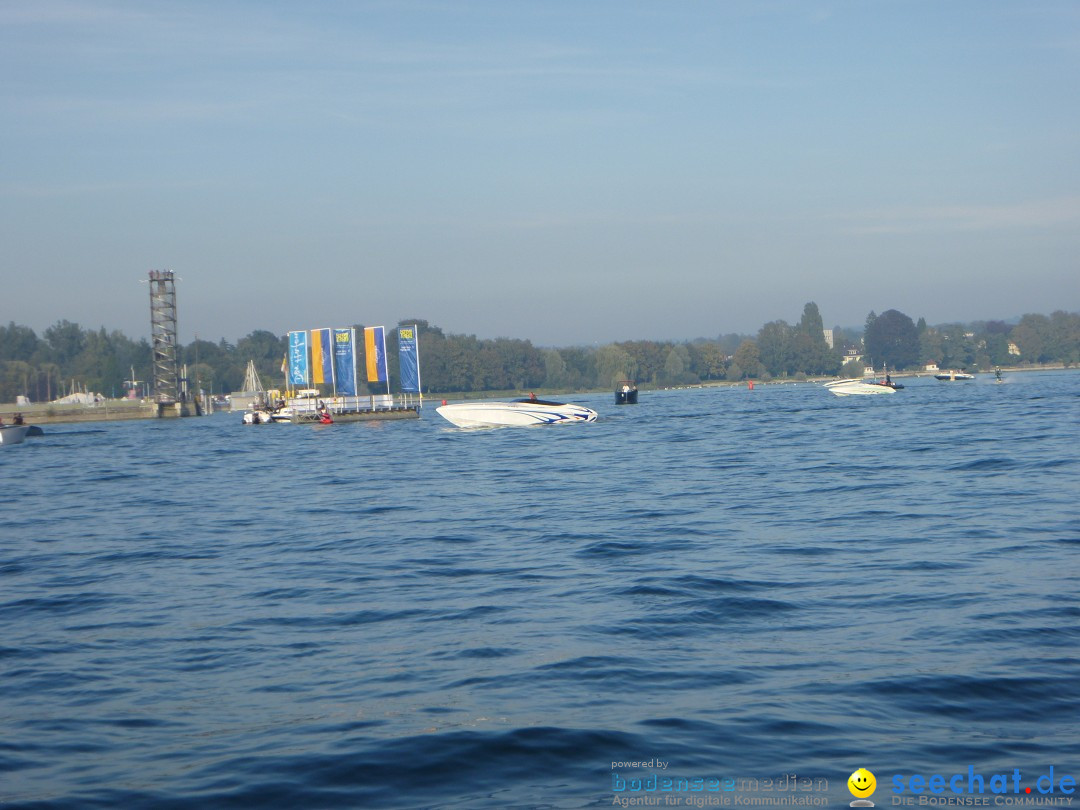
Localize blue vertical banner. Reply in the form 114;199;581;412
333;328;357;396
288;330;309;387
364;326;387;383
398;325;421;393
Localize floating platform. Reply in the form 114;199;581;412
247;393;422;424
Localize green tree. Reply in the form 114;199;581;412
595;344;635;387
797;302;825;339
0;323;41;361
863;309;920;370
1048;311;1080;365
43;320;86;366
660;345;695;385
491;338;545;389
235;330;288;385
731;339;763;379
688;340;726;380
1011;314;1048;363
42;362;61;401
794;302;839;374
617;341;667;384
543;349;569;389
0;360;33;402
840;358;863;377
558;347;597;389
756;321;794;377
974;321;1013;367
919;326;943;367
937;324;976;370
717;333;747;356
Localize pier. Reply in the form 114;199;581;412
250;393;422;424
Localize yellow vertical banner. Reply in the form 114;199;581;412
310;329;325;384
364;326;387;383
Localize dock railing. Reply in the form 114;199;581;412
287;392;422;419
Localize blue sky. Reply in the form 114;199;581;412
2;1;1078;347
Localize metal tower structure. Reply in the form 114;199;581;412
148;269;179;404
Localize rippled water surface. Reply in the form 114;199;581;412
3;371;1079;809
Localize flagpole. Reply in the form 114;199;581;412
383;328;390;396
414;324;422;407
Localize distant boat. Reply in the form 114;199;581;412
242;407;292;424
436;397;598;428
615;380;638;405
822;378;899;397
934;370;975;381
230;360;268;411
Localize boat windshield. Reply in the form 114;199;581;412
512;397;566;406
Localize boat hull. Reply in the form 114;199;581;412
934;372;975;381
436;400;598;428
0;425;31;444
823;379;898;397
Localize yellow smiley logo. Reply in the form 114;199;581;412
848;768;876;798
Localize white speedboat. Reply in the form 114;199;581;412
0;424;31;445
934;370;975;381
242;407;293;424
436;398;598;428
823;378;898;397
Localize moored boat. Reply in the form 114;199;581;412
436;397;598;428
242;408;292;424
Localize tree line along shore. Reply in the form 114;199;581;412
1;305;1077;406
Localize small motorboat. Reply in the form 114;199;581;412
615;380;638;405
436;397;598;428
861;366;903;391
934;370;975;381
823;378;899;397
241;407;293;424
0;424;31;445
867;374;903;391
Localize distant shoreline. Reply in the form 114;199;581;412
2;364;1074;426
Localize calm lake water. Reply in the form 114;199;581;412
3;371;1079;809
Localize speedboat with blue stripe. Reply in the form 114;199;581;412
436;397;598;428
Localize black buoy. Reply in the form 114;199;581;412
615;380;638;404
